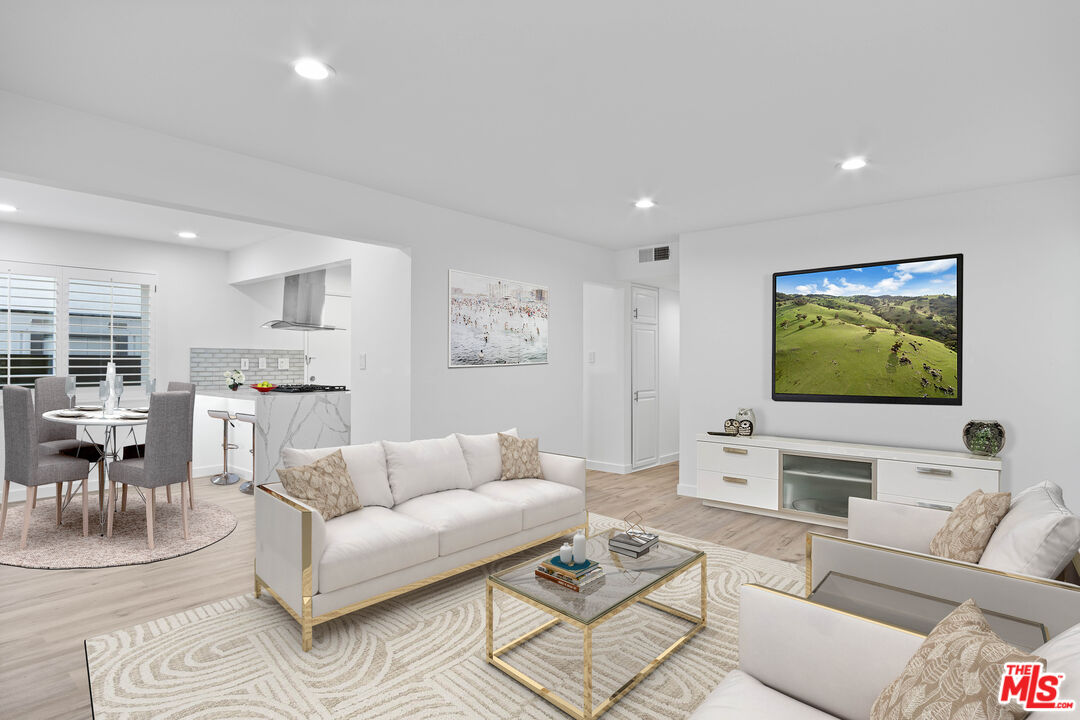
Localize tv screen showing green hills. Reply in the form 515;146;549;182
773;257;960;401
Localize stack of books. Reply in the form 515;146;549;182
535;556;604;592
608;531;659;558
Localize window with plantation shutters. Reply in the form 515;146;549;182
0;260;154;392
67;277;152;387
0;268;58;387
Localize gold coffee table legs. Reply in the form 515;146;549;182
486;556;707;720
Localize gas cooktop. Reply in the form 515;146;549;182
269;384;348;393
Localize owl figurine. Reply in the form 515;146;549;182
736;408;756;427
737;419;754;437
723;418;740;435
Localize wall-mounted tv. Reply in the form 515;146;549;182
773;254;962;405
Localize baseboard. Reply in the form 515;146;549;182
659;452;680;465
585;460;632;474
676;483;698;498
192;464;253;481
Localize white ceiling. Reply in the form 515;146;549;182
0;176;306;250
0;1;1078;249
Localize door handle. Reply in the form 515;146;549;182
633;308;639;319
915;466;953;477
722;447;748;455
633;391;639;402
917;501;953;511
723;476;748;485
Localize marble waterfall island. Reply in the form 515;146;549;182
254;391;351;487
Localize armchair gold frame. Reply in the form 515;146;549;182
254;484;588;651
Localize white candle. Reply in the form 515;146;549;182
572;531;587;566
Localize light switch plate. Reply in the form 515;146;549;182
278;357;289;370
358;353;366;370
240;358;249;370
258;357;267;370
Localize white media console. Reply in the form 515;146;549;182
696;433;1002;529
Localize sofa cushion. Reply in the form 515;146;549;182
282;442;394;508
688;670;838;720
1032;621;1080;718
928;489;1011;563
498;433;544;481
318;506;439;594
455;428;517;487
474;479;584;529
870;599;1039;720
276;449;362;521
383;436;472;505
980;481;1080;579
393;489;522;556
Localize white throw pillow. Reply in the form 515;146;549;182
383;435;472;505
455;428;518;487
281;442;394;508
1031;621;1080;718
980;481;1080;579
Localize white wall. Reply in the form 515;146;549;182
583;283;629;472
658;288;680;463
679;176;1080;498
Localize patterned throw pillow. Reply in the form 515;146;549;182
929;489;1012;563
276;449;362;520
498;433;544;481
871;599;1042;720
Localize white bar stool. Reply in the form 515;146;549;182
207;409;240;485
234;412;256;495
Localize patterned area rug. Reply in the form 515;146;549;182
0;493;237;569
85;514;803;719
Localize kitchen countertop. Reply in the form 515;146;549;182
195;388;261;400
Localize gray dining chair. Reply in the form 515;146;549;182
34;376;105;511
120;381;195;511
107;391;190;549
2;386;93;547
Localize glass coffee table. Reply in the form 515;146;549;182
486;529;706;719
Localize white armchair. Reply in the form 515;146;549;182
808;487;1080;637
689;584;925;719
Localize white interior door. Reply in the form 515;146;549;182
631;286;659;469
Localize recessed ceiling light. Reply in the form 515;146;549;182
177;231;198;239
839;156;868;171
634;197;656;209
0;203;17;213
293;58;334;81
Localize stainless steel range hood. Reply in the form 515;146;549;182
262;270;343;331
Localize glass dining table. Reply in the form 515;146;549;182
41;407;149;536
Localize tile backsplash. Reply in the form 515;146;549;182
189;348;305;390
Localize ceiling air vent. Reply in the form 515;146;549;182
639;246;671;263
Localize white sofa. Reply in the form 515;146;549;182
808;483;1080;637
254;431;586;650
690;583;1080;719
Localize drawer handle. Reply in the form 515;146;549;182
915;466;953;477
723;476;748;485
722;447;748;455
917;501;953;511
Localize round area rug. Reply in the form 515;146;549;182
0;493;237;569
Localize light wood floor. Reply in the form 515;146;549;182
0;461;843;719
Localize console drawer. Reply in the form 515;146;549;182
877;460;999;505
698;469;778;510
698;442;779;479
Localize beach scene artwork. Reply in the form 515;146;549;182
449;269;549;367
774;255;960;401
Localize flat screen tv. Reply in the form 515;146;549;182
773;254;962;405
